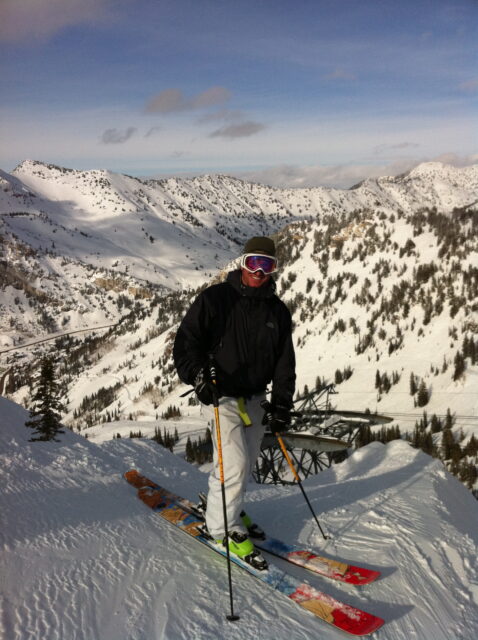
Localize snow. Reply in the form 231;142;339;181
2;395;478;640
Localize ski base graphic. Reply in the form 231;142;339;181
124;469;384;636
256;537;380;585
188;492;380;585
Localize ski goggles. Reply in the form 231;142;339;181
240;253;278;274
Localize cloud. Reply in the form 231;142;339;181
101;127;137;144
324;68;356;81
209;121;266;139
0;0;114;43
145;86;231;114
238;154;478;189
374;142;420;154
458;79;478;93
240;163;373;189
191;87;232;109
144;126;161;138
145;89;184;114
431;152;478;167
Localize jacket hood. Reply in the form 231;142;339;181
227;269;276;299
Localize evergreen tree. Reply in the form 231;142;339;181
25;356;65;442
453;351;466;381
459;460;478;489
441;426;456;460
343;366;353;381
416;380;429;407
463;434;478;457
356;425;372;447
185;436;193;461
430;414;443;433
445;408;454;429
381;372;391;393
421;431;435;456
410;372;418;395
152;426;164;445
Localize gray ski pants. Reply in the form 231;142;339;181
202;394;266;539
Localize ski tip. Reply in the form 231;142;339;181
346;566;382;585
358;615;385;636
335;612;385;636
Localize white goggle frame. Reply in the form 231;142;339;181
240;253;279;274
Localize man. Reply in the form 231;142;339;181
173;236;296;568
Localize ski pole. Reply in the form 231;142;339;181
261;400;329;540
209;355;240;622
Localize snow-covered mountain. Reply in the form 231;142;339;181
1;159;476;345
1;160;477;493
1;395;478;640
1;159;476;293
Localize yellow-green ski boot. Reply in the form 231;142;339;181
219;531;268;571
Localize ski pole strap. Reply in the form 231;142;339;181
237;397;252;427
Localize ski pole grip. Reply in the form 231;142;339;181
208;354;219;407
260;399;275;431
208;353;217;382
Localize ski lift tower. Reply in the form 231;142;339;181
252;384;393;484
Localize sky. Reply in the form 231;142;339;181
0;0;477;188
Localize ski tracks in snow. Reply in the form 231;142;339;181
3;403;478;640
313;443;478;640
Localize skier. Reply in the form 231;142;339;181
173;236;296;568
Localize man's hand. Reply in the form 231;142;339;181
194;369;219;406
262;403;291;433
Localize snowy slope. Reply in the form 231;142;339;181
2;395;478;640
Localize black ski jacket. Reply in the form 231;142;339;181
173;270;296;408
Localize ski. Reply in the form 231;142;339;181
188;492;380;585
124;469;384;636
254;538;380;586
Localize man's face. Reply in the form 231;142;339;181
241;268;271;288
240;252;277;288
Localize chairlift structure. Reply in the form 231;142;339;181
252;384;393;484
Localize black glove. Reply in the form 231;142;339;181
194;368;219;406
262;404;291;433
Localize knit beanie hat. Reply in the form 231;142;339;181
243;236;276;257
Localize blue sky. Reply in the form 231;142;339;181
1;0;476;187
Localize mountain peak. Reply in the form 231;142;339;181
13;159;76;176
13;159;44;172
